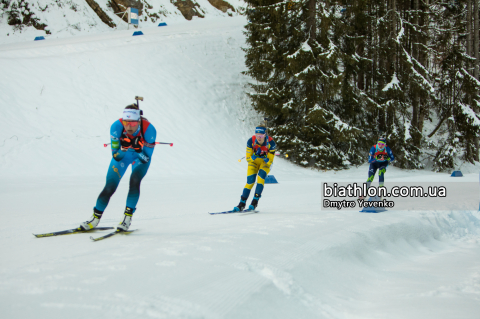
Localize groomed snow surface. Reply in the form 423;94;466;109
1;16;480;319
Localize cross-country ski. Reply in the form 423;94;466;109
33;227;114;238
209;209;258;215
90;229;137;242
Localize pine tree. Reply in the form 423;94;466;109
244;0;362;169
429;1;480;171
242;0;480;171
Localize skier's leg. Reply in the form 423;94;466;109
253;163;271;199
95;157;130;212
366;163;378;189
234;162;259;211
378;164;387;187
82;157;130;230
116;160;150;231
249;162;271;209
125;160;151;211
241;162;260;199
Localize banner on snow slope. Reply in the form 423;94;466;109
128;8;139;25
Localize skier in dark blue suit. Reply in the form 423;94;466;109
80;104;156;231
365;137;394;190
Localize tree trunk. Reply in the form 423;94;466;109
378;1;386;132
467;0;472;68
305;0;316;109
474;0;479;161
418;0;428;136
475;0;479;80
411;0;419;131
307;0;316;41
391;0;397;72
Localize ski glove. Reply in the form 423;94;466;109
250;155;258;161
121;137;132;150
132;136;144;153
263;157;270;164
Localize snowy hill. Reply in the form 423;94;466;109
0;16;257;178
0;0;244;44
1;14;480;319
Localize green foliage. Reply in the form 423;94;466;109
244;0;362;169
243;0;480;171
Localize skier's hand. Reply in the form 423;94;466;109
120;137;132;150
250;154;258;161
132;136;144;153
263;157;270;164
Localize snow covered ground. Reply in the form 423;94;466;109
0;0;245;45
1;16;480;319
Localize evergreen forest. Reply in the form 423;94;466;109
243;0;480;171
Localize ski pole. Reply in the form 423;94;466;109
104;142;173;147
238;153;288;162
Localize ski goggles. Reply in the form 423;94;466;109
122;120;139;127
255;133;266;138
377;142;386;148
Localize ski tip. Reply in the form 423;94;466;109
33;233;53;238
90;236;105;241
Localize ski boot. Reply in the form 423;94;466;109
79;208;103;230
117;207;134;231
233;196;247;212
248;194;260;210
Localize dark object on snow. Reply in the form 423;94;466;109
265;175;278;184
451;170;463;177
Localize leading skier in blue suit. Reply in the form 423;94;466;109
80;104;157;231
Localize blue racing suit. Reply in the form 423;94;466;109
95;119;156;213
366;145;394;187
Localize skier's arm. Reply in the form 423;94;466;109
368;146;376;163
246;138;255;162
110;121;126;162
386;147;395;162
265;139;277;165
137;125;157;164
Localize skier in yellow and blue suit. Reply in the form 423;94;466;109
234;123;276;211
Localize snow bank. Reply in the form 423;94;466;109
0;0;246;45
0;16;260;178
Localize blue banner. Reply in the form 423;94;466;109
128;8;139;25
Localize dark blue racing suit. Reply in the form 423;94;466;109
366;145;394;188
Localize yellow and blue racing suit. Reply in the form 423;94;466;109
241;135;277;199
